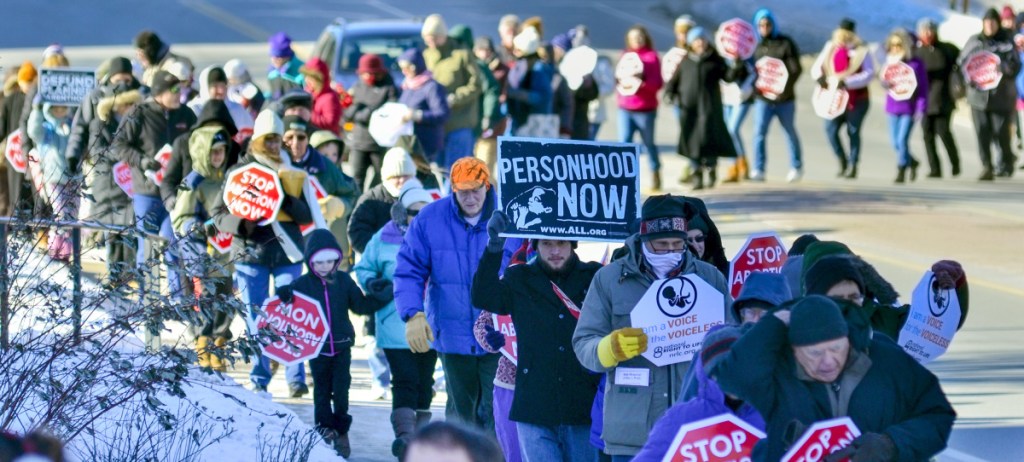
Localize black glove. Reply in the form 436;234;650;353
366;278;395;303
276;285;294;304
483;324;506;350
836;79;847;90
816;75;828;88
486;210;509;253
239;219;259;237
143;157;163;172
203;219;220;238
823;433;896;462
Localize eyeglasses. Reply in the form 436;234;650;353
647;247;686;255
686;235;706;244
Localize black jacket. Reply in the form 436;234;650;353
87;116;132;224
0;88;25;140
68;80;143;173
959;28;1021;113
343;74;399;152
472;249;602;426
347;184;395;253
112;100;197;197
161;100;240;212
666;49;741;161
915;40;961;116
211;154;313;268
285;229;379;354
717;314;956;462
753;34;803;103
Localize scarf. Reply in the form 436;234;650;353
250;147;287;170
641;244;684;280
402;71;434;90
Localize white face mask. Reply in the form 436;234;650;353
641;243;683;279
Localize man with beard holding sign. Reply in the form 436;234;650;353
472;211;602;462
573;195;730;461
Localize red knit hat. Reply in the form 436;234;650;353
357;54;386;75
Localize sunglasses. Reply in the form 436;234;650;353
169;85;181;94
686;234;706;243
407;209;420;217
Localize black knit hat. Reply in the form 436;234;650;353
150;70;180;95
107;57;134;77
984;8;1001;22
839;18;856;32
639;194;688;241
788;295;848;346
133;30;166;63
789;234;819;256
207;67;228;85
687;213;709;234
804;255;865;297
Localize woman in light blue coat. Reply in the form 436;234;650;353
353;178;438;458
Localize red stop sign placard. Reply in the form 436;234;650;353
963;51;1002;92
145;144;173;185
881;62;918;101
781;417;861;462
755;57;789;100
492;313;518;365
728;232;787;299
222;163;284;225
208;230;233;254
715;19;757;60
662;413;765;462
113;161;134;197
4;129;26;174
257;292;330;366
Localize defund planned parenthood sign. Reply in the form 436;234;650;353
496;136;640;243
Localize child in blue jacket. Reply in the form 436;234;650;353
277;229;393;458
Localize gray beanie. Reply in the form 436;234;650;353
788;295;848;346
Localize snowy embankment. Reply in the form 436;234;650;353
0;240;341;461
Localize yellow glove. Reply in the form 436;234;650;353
405;312;434;353
318;195;346;222
278;168;307;197
597;327;648;368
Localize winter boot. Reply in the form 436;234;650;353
894;167;907;184
721;162;740;183
978;168;995;181
209;337;229;372
844;164;858;179
195;336;212;369
415;410;432;429
707;166;717;189
334;433;351;458
651;169;662;192
391;408;417;458
909;158;920;181
737;156;750;179
837;157;848;177
691;169;705;190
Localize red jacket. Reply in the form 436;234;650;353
617;46;663;112
303;58;343;134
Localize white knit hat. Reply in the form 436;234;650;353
253;110;283;139
422;14;448;38
224;58;248;81
513;26;541;56
381;147;416;180
398;178;435;208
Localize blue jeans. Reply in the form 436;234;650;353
618;109;660;172
825;98;870;165
441;128;475;171
234;262;306;388
752;99;802;171
888;113;915;168
516;422;595;462
724;102;752;157
588;123;601;141
133;194;180;298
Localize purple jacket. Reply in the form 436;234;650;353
398;77;449;159
884;58;929;116
631;360;765;462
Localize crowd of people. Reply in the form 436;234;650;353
0;6;992;462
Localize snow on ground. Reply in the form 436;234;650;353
0;244;342;461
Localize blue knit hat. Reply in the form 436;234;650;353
687;27;709;44
788;296;848;346
399;48;427;74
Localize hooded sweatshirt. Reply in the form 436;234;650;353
285;229;380;355
162;99;240;211
188;65;255;135
27;104;74;185
752;9;803;103
302;58;343;134
170;125;232;277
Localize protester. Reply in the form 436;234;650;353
404;421;504;462
573;194;730;460
343;54;400;192
780;233;819;295
882;28;928;184
354;179;438;457
299;58;343;134
811;18;874;179
276;229;390;458
267;32;305;101
960;8;1021;180
682;198;730;277
26;100;74;260
663;16;697;183
188;65;255;135
348;146;417;254
311;130;344;166
210;110;317;397
472;309;522;462
617;25;664;191
134;30;193;88
473;217;602;462
506;26;556;136
632;325;765;462
449;25;504;173
421;14;484;173
664;26;741;190
915;18;962;178
575;29;616;141
497;15;521;65
1;62;32;216
112;70;196;304
720;53;757;184
397;48;450;164
716;295;957;462
170;124;235;372
395;157;499;432
750;8;804;183
224;58;266;120
162;100;241;214
89;88;143;286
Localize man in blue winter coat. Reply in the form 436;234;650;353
394;157;500;432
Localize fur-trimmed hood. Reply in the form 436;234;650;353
96;89;144;122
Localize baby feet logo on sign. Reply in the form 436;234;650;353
631;275;725;367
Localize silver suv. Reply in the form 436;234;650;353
311;18;424;90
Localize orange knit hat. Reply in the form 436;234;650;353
17;61;36;83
